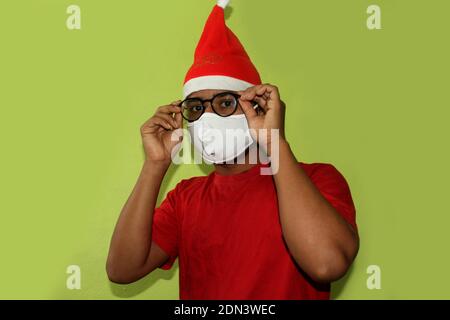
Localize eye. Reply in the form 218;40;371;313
220;100;234;108
183;100;203;112
215;94;237;109
191;105;203;112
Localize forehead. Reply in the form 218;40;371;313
187;89;233;100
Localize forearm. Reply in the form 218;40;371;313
272;140;358;282
106;160;169;277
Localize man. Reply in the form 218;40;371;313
106;0;359;300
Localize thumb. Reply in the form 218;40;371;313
239;98;257;120
174;110;183;129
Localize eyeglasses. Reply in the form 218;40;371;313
179;92;256;122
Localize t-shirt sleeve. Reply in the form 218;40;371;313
307;163;358;231
152;184;181;270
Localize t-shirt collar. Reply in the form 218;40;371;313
212;162;271;184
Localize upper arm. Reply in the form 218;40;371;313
144;241;172;273
116;242;170;283
124;184;182;281
309;163;358;232
149;184;182;270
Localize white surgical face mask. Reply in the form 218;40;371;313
187;112;255;164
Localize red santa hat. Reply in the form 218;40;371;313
183;0;262;98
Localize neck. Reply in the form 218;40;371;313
213;149;261;176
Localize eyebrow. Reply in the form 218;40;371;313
187;91;238;100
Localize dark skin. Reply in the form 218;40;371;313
106;85;359;284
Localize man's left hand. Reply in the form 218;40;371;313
238;84;286;156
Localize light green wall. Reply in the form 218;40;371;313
0;0;449;299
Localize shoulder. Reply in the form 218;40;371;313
299;162;351;192
300;162;357;228
159;175;208;208
171;174;209;195
299;162;344;178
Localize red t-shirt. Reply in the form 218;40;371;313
152;162;357;300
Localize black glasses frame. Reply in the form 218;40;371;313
178;92;243;122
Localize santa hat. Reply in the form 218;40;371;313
183;0;262;98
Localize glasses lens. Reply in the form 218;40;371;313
212;93;238;116
181;99;204;121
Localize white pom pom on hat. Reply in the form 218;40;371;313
217;0;230;9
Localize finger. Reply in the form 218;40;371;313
253;96;268;109
156;109;180;128
237;88;269;112
153;114;176;129
262;84;280;100
237;86;258;99
174;111;183;129
141;115;158;130
240;84;279;101
239;98;257;119
243;84;268;94
146;117;172;131
239;86;263;102
157;104;182;114
155;112;179;128
253;84;279;101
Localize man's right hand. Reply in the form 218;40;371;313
140;101;183;164
107;102;183;283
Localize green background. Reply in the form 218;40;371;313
1;0;449;299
